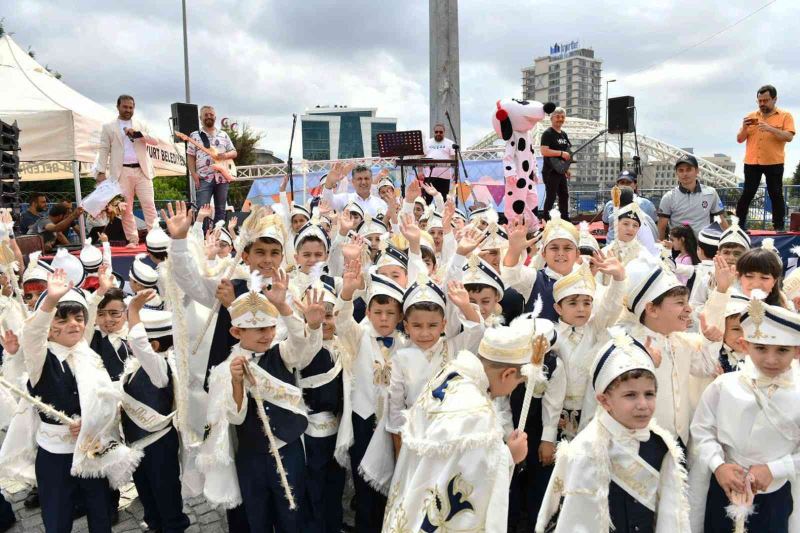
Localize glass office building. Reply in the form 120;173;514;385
301;106;397;161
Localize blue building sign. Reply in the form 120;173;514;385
550;40;580;60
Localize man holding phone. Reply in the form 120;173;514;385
96;94;159;247
735;85;795;231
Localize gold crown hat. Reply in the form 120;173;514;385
541;208;579;247
375;240;409;271
426;211;444;231
469;205;499;226
480;222;509;251
145;216;170;254
724;292;750;318
591;327;655;393
368;273;405;305
419;230;435;253
290;203;311;220
230;271;280;328
129;253;159;288
784;246;800;300
578;221;600;253
402;272;447;313
79;238;104;272
624;254;682;319
479;305;555;365
740;289;800;345
717;215;751;250
356;213;388;238
377;177;395;191
552;262;596;304
615;200;643;225
236;208;288;250
462;254;504;297
293;220;331;251
345;202;365;219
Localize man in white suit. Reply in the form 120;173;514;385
96;94;159;247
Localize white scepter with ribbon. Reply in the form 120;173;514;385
242;362;297;509
516;333;550;432
0;374;76;425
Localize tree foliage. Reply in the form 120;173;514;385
223;121;264;207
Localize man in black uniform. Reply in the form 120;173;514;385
539;107;572;220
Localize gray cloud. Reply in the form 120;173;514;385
4;0;800;175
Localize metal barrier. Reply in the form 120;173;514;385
570;185;800;229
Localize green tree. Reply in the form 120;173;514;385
222;121;265;207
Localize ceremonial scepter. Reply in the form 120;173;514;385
0;374;75;425
516;334;549;432
287;114;298;203
190;208;264;355
243;362;297;509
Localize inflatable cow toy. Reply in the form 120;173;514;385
492;98;556;228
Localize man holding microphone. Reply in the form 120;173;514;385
735;85;795;231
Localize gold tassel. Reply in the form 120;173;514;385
247;363;297;510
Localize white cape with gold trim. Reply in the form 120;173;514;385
382;351;514;533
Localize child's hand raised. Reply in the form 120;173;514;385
43;269;72;310
296;288;326;330
129;289;157;311
713;255;736;293
447;280;470;310
264;270;289;311
341;259;364;301
160;201;193;240
215;279;236;308
0;329;19;356
455;227;486;257
699;313;724;343
399;213;421;249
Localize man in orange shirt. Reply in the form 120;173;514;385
735;85;795;231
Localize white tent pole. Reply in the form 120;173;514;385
72;161;86;244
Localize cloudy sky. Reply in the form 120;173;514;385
5;0;799;177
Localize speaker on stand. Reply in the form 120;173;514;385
171;103;199;204
608;96;636;173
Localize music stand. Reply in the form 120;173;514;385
377;130;425;197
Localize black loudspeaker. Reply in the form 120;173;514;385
608;96;635;134
171;102;199;141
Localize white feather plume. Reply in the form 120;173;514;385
248;270;264;293
729;214;740;228
761;237;777;253
713;215;722;225
791;245;800;258
134;252;148;262
549;208;562;223
750;288;767;301
485;207;499;226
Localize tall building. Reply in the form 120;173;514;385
301;106;397;161
521;41;602;121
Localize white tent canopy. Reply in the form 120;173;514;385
0;34;185;181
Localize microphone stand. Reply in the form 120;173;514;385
444;111;477;211
287;114;298;203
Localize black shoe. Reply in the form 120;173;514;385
23;488;39;509
111;509;120;525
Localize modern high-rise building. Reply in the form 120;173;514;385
522;41;602;121
301;106;397;161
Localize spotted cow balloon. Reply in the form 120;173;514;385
492;98;556;228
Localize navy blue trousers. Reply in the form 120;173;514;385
705;476;793;533
132;428;189;532
36;447;113;533
349;413;387;533
235;439;306;533
303;434;345;533
0;492;13;530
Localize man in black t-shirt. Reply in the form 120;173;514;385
539;107;572;220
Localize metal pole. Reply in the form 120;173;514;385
604;79;615;171
72;161;86;244
181;0;195;204
182;0;190;104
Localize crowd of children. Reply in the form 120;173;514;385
0;169;798;533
